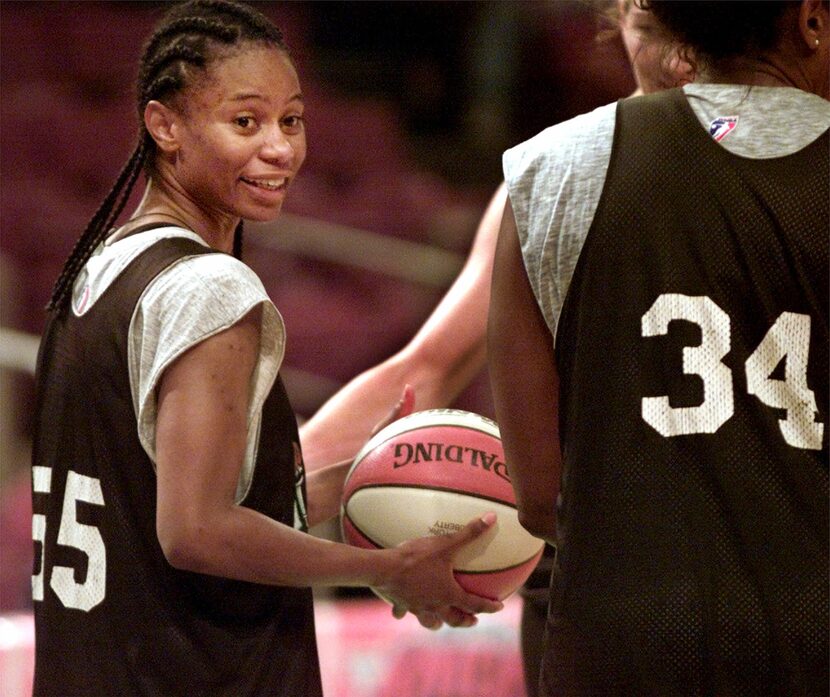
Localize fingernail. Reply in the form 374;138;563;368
480;512;496;526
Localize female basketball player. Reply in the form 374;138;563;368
490;0;828;694
30;2;501;695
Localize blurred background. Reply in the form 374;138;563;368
0;1;633;694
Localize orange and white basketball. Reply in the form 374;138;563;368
341;409;545;601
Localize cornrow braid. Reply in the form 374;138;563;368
47;140;147;311
48;0;287;313
233;221;244;260
170;0;284;43
139;16;238;69
143;42;206;84
101;138;149;236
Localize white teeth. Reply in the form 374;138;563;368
243;177;285;191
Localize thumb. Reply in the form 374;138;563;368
371;384;416;436
398;384;415;418
441;512;497;556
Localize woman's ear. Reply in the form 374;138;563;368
800;0;829;50
144;100;181;154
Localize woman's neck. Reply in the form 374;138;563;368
698;53;819;95
127;180;239;253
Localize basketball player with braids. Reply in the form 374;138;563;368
30;2;502;694
490;1;829;695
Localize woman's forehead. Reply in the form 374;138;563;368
192;44;300;107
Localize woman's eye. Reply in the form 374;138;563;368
234;116;256;129
282;115;304;132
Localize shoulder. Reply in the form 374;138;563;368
138;244;279;353
683;83;830;119
145;249;269;312
503;101;618;189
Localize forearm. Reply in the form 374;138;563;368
299;357;414;470
300;341;484;470
490;329;560;541
161;501;394;588
492;389;560;545
158;498;504;622
305;459;351;527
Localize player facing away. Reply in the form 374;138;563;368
298;1;693;693
489;1;829;695
30;2;502;695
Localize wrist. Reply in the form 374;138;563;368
370;546;405;591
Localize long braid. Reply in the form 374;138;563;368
233;221;244;260
47;140;146;311
48;0;287;313
101;138;149;235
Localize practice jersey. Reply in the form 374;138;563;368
31;238;322;696
504;84;830;344
510;88;829;696
72;223;285;501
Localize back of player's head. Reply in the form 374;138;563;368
639;1;794;68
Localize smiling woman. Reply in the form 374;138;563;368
142;44;306;236
30;2;502;696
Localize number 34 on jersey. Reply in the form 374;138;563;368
641;294;823;450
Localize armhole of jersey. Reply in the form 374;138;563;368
551;101;623;350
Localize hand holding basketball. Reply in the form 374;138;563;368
341;409;546;602
374;511;504;626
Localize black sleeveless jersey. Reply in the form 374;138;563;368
31;238;322;696
543;90;828;696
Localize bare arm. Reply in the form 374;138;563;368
305;385;414;527
299;184;508;470
487;198;561;545
154;306;501;621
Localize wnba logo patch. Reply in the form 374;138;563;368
709;115;738;142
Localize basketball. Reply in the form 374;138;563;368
340;408;545;601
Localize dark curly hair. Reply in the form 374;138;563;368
48;0;289;312
638;1;794;67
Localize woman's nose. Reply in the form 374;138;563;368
260;127;295;163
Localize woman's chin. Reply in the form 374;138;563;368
243;202;286;223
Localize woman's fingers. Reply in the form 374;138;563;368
370;384;416;436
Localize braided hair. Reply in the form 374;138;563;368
48;0;288;312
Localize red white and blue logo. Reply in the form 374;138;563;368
709;115;739;142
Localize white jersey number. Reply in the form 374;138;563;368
32;467;106;611
641;294;822;450
745;312;823;450
642;295;733;436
